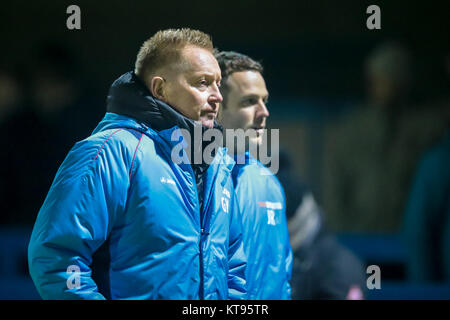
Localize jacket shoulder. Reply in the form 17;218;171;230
233;160;285;201
56;128;146;180
234;160;278;184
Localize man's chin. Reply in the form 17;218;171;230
201;118;215;129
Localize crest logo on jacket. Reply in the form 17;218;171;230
258;201;283;226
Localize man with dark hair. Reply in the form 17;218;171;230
28;28;247;300
215;50;292;299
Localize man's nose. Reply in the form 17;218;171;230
209;83;223;103
257;101;270;118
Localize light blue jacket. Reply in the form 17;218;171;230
28;112;247;300
232;152;292;299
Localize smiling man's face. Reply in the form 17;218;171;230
218;70;269;146
160;45;223;128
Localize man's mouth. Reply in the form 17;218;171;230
201;109;217;119
250;126;265;136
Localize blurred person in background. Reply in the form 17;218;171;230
0;65;25;125
277;149;366;299
322;41;448;232
215;51;293;299
402;47;450;284
402;128;450;284
0;65;26;227
0;43;97;226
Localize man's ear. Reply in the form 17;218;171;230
150;77;166;100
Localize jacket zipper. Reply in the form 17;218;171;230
199;228;205;300
198;166;221;300
195;171;205;300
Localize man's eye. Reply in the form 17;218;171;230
243;99;257;106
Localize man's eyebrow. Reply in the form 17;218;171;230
241;93;268;101
189;71;221;80
191;71;217;77
241;94;258;100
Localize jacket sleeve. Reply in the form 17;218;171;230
285;247;293;299
276;181;293;300
227;192;247;300
28;136;130;299
283;207;293;299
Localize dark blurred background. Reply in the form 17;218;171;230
0;0;449;299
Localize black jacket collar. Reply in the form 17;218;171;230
106;72;221;206
106;71;222;136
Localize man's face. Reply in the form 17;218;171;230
161;45;222;128
219;70;269;147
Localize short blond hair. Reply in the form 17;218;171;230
134;28;214;81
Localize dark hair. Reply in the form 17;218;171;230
214;50;263;79
214;50;263;106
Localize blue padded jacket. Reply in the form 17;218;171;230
232;152;292;299
28;73;247;300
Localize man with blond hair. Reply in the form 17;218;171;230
28;28;247;300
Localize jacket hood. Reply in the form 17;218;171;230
105;71;222;134
91;112;145;134
101;71;224;160
98;71;226;211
